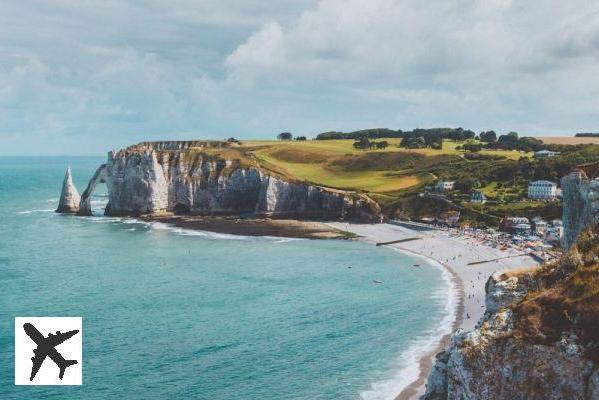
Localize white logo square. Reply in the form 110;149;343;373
15;317;83;385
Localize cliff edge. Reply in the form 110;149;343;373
70;141;381;221
422;231;599;400
562;163;599;248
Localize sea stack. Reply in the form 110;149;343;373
56;166;81;213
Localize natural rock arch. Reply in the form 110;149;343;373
78;164;108;216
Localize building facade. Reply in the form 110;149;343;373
528;180;558;200
534;150;560;159
470;190;487;204
435;181;455;192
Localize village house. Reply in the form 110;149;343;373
534;150;560;159
531;217;548;236
528;180;558;200
500;216;531;234
435;180;455;192
470;190;487;204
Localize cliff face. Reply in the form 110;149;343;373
76;141;380;220
562;169;599;248
423;245;599;400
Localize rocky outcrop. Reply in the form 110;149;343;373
562;168;599;248
56;166;80;213
70;141;380;220
422;271;599;400
483;271;533;315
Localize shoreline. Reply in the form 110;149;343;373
139;214;356;240
326;222;541;400
391;248;464;400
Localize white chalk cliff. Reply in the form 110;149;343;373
561;167;599;248
56;166;81;213
70;141;380;220
422;268;599;400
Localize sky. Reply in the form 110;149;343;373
1;0;599;155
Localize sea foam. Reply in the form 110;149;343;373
360;250;458;400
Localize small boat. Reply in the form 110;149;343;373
412;264;420;267
372;280;383;284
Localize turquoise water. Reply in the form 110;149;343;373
0;157;452;400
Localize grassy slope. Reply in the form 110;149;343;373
240;139;526;193
188;139;532;223
178;139;577;223
513;230;599;355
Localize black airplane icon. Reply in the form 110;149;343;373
23;322;79;381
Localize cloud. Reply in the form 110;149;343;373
1;0;599;155
220;0;599;134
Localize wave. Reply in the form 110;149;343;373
17;208;55;214
266;237;304;243
75;216;250;241
359;250;458;400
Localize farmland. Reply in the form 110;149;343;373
539;136;599;145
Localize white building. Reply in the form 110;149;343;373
546;226;564;244
532;217;548;236
507;217;530;225
528;180;558;200
470;190;487;204
534;150;560;159
435;181;455;192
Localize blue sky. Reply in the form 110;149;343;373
1;0;599;155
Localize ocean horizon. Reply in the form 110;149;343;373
0;156;453;399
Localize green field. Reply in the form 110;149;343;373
176;137;599;224
239;139;527;192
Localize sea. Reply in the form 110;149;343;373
0;156;455;400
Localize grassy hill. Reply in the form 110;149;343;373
241;138;527;191
160;138;599;226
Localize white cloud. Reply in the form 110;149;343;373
1;0;599;155
220;0;599;134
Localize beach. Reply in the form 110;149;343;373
141;214;355;239
326;221;542;399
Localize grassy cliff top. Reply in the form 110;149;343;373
512;230;599;358
124;138;527;193
117;138;599;223
237;139;527;192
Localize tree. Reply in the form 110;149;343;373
400;136;427;149
375;141;389;149
295;136;307;141
454;178;480;193
277;132;293;140
430;141;443;150
479;131;497;142
353;137;372;150
494;131;520;150
463;143;483;152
